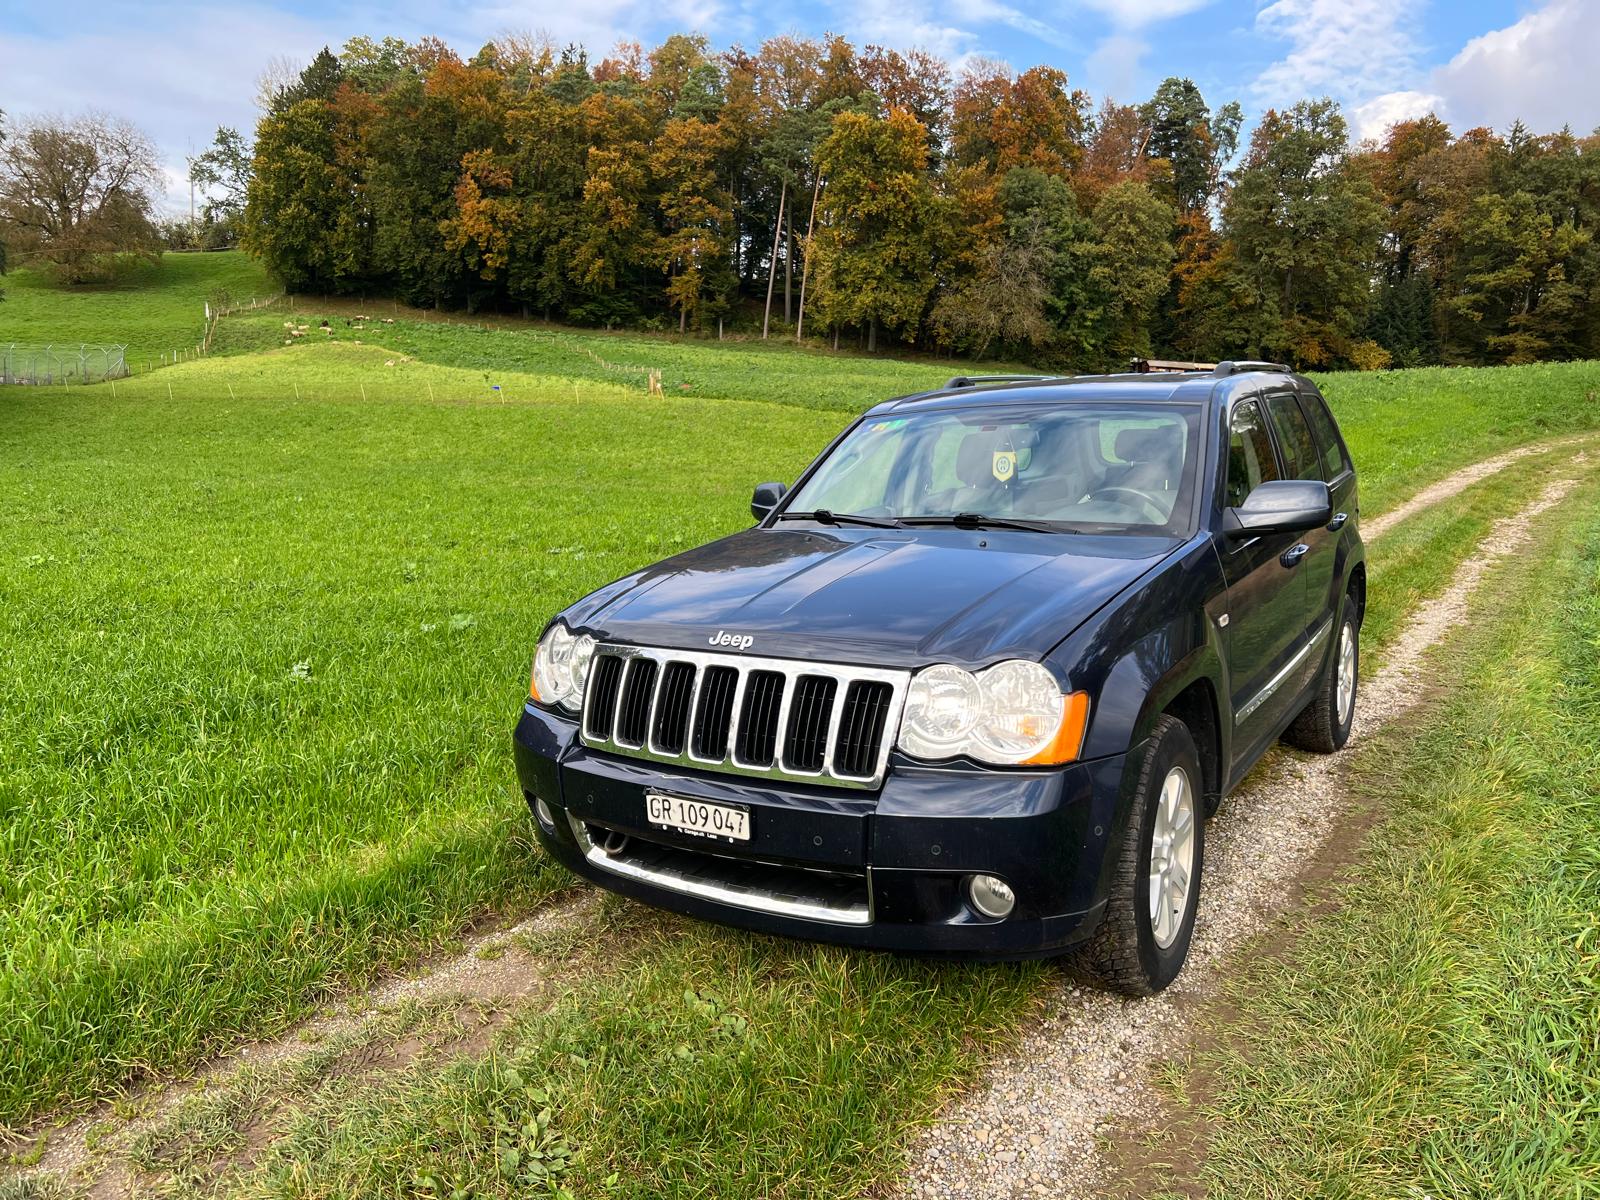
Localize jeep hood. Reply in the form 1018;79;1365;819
562;526;1180;668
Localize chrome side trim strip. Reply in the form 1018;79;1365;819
569;814;872;925
1236;618;1332;725
579;643;910;789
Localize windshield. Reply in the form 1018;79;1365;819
785;403;1202;534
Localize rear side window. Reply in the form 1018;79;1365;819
1299;391;1350;480
1226;401;1280;507
1264;393;1322;481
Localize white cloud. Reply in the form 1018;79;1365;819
1343;1;1600;143
1086;33;1148;101
1428;0;1600;134
837;0;980;59
1251;0;1425;111
948;0;1080;51
1072;0;1217;102
1351;89;1443;142
1;7;340;214
1077;0;1212;25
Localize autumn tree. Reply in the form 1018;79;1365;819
1140;79;1240;213
1077;101;1156;209
1221;100;1384;365
1089;180;1176;363
653;116;736;331
809;108;937;350
244;97;369;291
1449;186;1593;362
189;127;252;222
951;62;1088;177
234;30;1600;367
0;112;161;281
568;91;658;323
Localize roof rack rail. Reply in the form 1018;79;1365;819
1212;360;1293;377
942;373;1061;390
1128;358;1216;374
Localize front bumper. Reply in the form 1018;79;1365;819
513;704;1136;959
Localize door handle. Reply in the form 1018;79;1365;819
1327;511;1348;531
1281;543;1310;568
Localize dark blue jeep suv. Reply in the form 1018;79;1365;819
513;361;1365;994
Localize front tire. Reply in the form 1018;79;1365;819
1284;602;1359;754
1074;715;1205;996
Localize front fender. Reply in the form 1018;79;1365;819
1055;538;1228;766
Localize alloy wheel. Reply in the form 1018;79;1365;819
1336;622;1357;724
1148;765;1196;949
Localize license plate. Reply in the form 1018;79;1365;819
646;791;750;842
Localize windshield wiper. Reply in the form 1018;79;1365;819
898;512;1066;534
777;509;903;529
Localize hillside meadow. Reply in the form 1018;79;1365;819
1;252;273;366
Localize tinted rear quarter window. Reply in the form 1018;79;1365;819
1298;390;1350;480
1264;393;1322;481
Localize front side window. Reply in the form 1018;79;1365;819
1226;400;1280;507
784;403;1202;533
1265;393;1322;482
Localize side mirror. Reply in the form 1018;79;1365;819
751;481;788;521
1224;479;1332;538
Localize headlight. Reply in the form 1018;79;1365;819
897;659;1089;766
530;623;595;713
900;664;984;759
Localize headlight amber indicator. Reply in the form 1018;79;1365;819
1020;691;1091;765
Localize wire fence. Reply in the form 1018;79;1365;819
0;344;129;385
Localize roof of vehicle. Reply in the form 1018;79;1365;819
870;360;1309;417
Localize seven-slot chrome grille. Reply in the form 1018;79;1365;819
579;643;909;788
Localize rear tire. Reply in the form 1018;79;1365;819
1284;601;1359;754
1074;715;1204;997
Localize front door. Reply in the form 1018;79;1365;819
1217;398;1312;769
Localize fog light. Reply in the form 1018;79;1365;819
966;874;1016;919
534;797;556;829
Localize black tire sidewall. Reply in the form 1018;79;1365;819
1130;726;1205;990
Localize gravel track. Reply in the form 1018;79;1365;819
1363;435;1588;540
899;461;1588;1200
5;891;598;1192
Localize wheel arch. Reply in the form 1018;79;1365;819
1347;559;1367;625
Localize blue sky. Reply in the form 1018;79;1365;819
2;0;1595;213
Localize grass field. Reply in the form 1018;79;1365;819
1;252;273;368
218;304;1600;517
133;473;1598;1200
5;270;1600;1168
1163;471;1600;1197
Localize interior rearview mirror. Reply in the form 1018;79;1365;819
1223;479;1332;538
751;481;788;521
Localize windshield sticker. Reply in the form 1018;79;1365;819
992;450;1016;482
867;419;907;434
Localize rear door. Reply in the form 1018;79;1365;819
1298;383;1358;559
1261;387;1339;628
1217;398;1311;756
